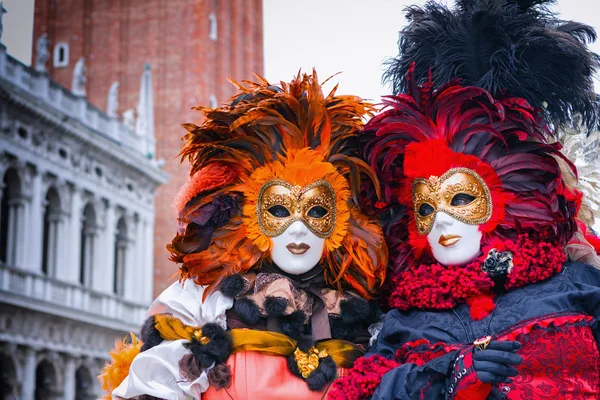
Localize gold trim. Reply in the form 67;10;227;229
412;167;493;235
256;179;337;238
473;335;492;351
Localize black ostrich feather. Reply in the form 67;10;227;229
384;0;600;130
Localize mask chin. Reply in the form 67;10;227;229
426;212;482;266
270;221;326;275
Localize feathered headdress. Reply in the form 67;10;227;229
168;71;387;298
362;65;579;269
384;0;600;130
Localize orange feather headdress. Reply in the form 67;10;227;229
168;71;387;299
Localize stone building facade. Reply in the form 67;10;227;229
0;41;166;399
32;0;265;297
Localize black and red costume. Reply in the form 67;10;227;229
329;0;600;398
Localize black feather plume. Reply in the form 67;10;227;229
384;0;600;130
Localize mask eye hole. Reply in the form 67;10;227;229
267;205;291;218
307;205;328;219
450;193;476;207
418;203;435;217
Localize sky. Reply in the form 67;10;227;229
2;0;600;102
262;0;600;100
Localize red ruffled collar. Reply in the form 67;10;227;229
388;236;566;319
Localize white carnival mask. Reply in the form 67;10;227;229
427;211;482;266
270;220;325;275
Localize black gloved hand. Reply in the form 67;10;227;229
473;340;522;384
447;340;523;398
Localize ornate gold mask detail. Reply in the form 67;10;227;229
257;179;337;238
412;167;493;235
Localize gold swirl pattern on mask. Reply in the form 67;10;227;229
412;167;493;235
257;179;337;238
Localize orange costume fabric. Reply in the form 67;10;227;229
203;352;346;400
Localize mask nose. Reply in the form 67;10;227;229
286;220;309;239
433;211;454;230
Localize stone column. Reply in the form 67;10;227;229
6;197;25;267
57;215;71;280
139;217;149;303
68;187;82;284
28;169;43;272
144;215;155;303
5;199;16;265
135;214;146;301
124;220;136;301
100;201;116;294
56;187;73;282
62;356;76;400
46;216;58;277
21;347;37;400
17;200;28;268
81;227;97;287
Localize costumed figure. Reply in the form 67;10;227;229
330;0;600;399
99;71;387;399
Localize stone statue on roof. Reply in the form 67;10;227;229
35;33;50;72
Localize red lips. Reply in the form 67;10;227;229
438;234;462;247
286;242;310;255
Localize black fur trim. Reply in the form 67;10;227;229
340;297;371;324
368;300;384;324
296;336;315;352
183;323;231;368
279;310;307;340
233;297;262;326
286;352;337;392
219;274;246;298
140;315;163;352
264;296;288;316
306;355;337;391
329;316;359;341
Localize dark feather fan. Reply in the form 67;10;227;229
384;0;600;130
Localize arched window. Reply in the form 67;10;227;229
42;188;61;276
35;360;57;400
0;169;22;265
53;42;70;68
79;204;96;286
0;352;18;398
113;217;128;296
75;366;93;400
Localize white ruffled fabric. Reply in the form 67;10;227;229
368;320;384;346
113;280;234;400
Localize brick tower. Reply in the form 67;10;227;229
33;0;264;297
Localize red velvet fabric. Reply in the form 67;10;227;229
401;315;600;399
497;323;600;398
329;314;600;399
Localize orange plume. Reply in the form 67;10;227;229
98;333;143;399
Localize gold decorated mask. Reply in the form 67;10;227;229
412;167;493;235
257;179;337;238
